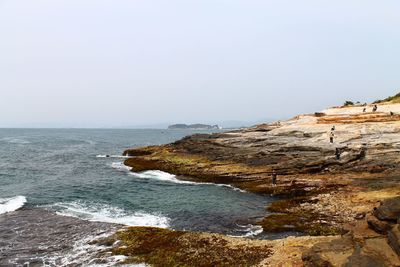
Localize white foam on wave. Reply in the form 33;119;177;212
0;137;31;144
240;224;264;237
17;231;134;267
52;201;169;228
132;170;247;193
229;224;264;238
88;264;150;267
0;195;27;214
60;232;129;267
133;170;192;184
96;155;132;159
111;162;133;172
109;161;246;193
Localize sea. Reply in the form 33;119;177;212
0;128;279;266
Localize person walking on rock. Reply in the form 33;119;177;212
372;105;378;112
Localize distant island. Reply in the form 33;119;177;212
168;124;222;130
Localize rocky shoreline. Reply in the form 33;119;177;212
119;101;400;266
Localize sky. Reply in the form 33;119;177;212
0;0;399;128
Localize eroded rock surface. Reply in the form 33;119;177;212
303;201;400;266
122;102;400;266
125;103;400;191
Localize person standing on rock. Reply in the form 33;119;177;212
373;105;378;112
335;148;341;160
271;170;277;185
330;130;335;143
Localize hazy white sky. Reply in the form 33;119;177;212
0;0;399;127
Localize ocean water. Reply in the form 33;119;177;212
0;129;276;266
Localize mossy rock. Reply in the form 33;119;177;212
112;227;272;267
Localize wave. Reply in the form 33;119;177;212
133;170;191;184
51;201;169;228
60;232;129;267
132;170;247;193
110;162;133;172
0;196;27;214
229;224;264;238
0;137;31;144
238;224;264;237
109;161;246;193
96;155;132;159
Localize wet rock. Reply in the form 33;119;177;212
373;197;400;222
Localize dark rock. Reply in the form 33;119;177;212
302;237;354;267
373;197;400;222
388;224;400;256
344;251;386;267
123;149;153;157
303;254;333;267
367;217;393;234
314;112;326;117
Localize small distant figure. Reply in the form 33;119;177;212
331;125;335;131
360;145;367;159
335;148;341;160
330;131;335;143
271;170;277;185
390;111;394;116
106;155;110;158
372;105;378;112
363;107;366;113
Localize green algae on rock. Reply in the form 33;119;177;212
110;227;273;267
